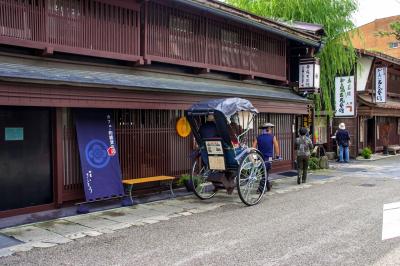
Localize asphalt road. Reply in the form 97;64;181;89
2;157;400;266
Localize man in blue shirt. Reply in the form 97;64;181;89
253;122;281;164
253;122;281;192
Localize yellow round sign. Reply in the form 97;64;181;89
176;117;191;138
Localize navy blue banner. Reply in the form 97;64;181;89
75;109;124;202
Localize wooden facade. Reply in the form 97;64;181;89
59;108;295;201
332;51;400;157
0;0;321;216
0;0;314;80
144;1;286;80
0;0;141;61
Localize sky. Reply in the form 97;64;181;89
353;0;400;26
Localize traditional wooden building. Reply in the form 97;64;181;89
332;50;400;157
0;0;323;217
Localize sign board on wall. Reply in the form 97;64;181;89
302;105;313;129
4;127;24;141
335;76;355;117
375;67;387;103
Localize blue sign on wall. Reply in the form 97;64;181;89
5;127;24;141
75;109;124;202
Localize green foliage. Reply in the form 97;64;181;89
378;21;400;41
177;174;191;186
309;157;321;170
361;147;372;159
226;0;358;114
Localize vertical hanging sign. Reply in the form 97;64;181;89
335;76;355;117
299;64;314;88
75;109;124;202
299;58;320;94
375;67;387;103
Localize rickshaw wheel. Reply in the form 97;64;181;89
236;150;267;206
191;160;216;200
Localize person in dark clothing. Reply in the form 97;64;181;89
335;123;350;163
295;127;314;184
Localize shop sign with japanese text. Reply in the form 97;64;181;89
74;109;124;202
299;63;320;90
375;67;387;103
335;76;355;117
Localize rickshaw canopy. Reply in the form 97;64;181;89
187;98;258;119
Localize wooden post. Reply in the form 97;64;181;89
374;116;377;153
54;108;65;207
355;61;359;156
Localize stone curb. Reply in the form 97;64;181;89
0;173;345;259
356;154;400;162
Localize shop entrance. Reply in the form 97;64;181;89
366;118;375;151
0;107;52;211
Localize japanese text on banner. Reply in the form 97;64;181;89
375;67;387;103
335;76;354;117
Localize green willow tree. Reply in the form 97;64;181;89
226;0;358;114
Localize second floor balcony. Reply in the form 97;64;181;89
143;1;287;81
0;0;311;82
0;0;141;61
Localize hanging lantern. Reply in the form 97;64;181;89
298;57;320;95
176;116;191;138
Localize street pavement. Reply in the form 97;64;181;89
1;156;400;265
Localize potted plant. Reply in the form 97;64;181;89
177;174;193;192
361;147;372;159
309;156;320;170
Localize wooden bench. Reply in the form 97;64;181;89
388;145;400;155
122;176;176;205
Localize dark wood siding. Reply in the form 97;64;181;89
144;1;287;81
0;0;141;61
60;109;296;203
0;82;308;114
376;116;400;149
1;0;290;81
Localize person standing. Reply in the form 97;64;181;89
252;122;281;163
253;122;281;192
295;127;314;184
335;123;350;163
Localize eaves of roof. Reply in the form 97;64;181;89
359;94;400;110
0;62;310;104
357;49;400;66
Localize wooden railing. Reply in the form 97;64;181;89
1;0;288;80
0;0;141;61
144;1;287;81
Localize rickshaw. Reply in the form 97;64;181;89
185;98;270;206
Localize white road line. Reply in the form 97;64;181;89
382;201;400;240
